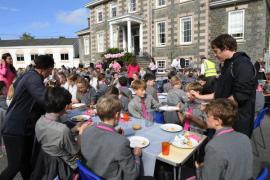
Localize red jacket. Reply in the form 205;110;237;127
127;64;140;78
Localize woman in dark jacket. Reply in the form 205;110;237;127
0;55;54;180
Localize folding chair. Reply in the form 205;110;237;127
76;160;102;180
256;167;269;180
252;107;268;156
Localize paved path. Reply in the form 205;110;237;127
1;114;270;179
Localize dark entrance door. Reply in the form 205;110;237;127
134;35;140;55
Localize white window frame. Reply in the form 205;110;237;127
228;9;245;41
30;54;38;61
96;9;103;23
84;36;90;55
16;54;24;61
180;0;192;3
156;59;166;74
156;21;166;47
129;0;136;13
110;4;117;18
60;53;69;61
156;0;166;8
180;16;192;45
97;33;105;53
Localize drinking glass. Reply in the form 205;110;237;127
162;141;170;155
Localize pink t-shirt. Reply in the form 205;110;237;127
112;62;121;72
0;64;16;93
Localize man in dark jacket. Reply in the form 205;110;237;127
191;34;256;137
0;55;54;180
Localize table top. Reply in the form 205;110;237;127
157;133;207;166
62;108;207;171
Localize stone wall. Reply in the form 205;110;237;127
209;0;268;61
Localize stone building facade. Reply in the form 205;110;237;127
209;0;270;61
79;0;270;72
82;0;209;73
77;25;91;65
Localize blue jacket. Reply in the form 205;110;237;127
1;70;47;136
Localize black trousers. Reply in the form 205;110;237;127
0;135;34;180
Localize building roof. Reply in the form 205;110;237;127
76;27;90;36
0;38;78;47
85;0;108;8
209;0;254;8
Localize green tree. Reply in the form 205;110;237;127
20;32;34;40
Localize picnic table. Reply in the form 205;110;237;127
61;108;206;180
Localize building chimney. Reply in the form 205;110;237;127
88;18;90;28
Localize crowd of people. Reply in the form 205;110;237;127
0;33;261;180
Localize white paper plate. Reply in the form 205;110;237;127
159;105;180;111
72;103;86;109
71;115;91;122
160;124;183;132
158;95;167;99
172;136;199;149
128;136;150;148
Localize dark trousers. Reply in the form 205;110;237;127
0;135;34;180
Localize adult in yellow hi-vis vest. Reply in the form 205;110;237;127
200;56;217;93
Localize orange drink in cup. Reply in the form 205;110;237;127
162;142;170;155
123;112;130;121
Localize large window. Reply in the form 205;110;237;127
16;54;24;61
60;53;69;60
180;16;192;44
157;0;166;7
156;21;166;46
97;9;103;23
157;60;166;73
84;36;90;55
111;5;117;18
228;10;245;40
30;54;38;61
97;33;104;52
129;0;136;12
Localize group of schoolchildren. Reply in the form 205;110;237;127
33;64;254;180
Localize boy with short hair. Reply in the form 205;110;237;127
81;95;141;180
196;99;253;180
184;82;206;134
35;87;89;169
163;71;176;93
118;76;133;99
144;73;158;101
128;80;160;119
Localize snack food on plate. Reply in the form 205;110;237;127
132;124;141;130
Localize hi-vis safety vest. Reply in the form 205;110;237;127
204;59;217;77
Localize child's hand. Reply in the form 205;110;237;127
117;127;124;135
176;103;182;110
72;99;80;104
185;111;193;119
78;122;92;135
195;161;204;168
190;90;200;99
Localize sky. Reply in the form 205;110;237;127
0;0;91;40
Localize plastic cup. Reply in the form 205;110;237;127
123;112;130;121
162;142;170;156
